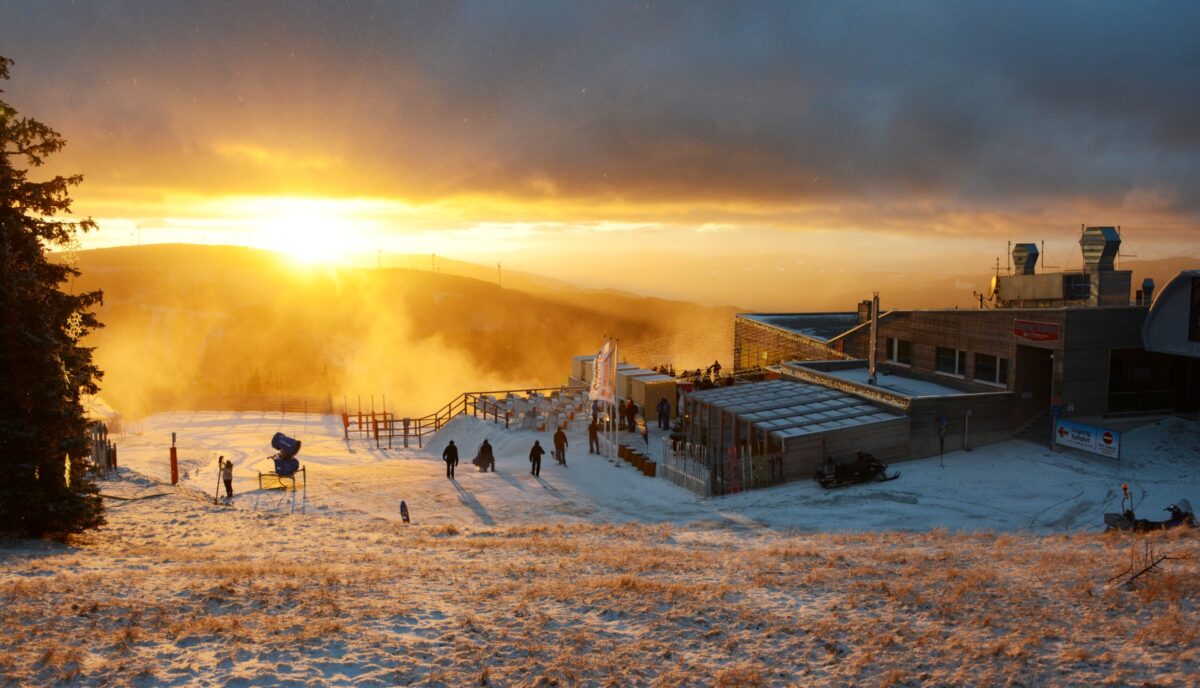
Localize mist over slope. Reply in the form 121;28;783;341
66;245;737;418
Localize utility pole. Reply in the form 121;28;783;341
497;261;502;288
867;292;879;385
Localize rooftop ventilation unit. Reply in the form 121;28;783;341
1080;226;1120;273
1011;243;1039;275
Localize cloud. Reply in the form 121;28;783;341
2;0;1198;239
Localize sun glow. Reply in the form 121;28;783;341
245;197;361;264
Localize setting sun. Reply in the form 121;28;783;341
241;197;360;265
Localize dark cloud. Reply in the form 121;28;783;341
3;0;1199;219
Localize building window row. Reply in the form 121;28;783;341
974;353;1010;386
935;346;968;377
885;337;912;366
888;338;1009;386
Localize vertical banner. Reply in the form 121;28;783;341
589;338;615;403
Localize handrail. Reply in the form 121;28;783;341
343;385;589;449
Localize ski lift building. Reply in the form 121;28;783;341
682;379;909;482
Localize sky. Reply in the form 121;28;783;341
3;1;1198;301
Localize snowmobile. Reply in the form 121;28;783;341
813;451;899;489
1104;484;1195;532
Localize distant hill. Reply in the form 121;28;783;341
64;245;738;418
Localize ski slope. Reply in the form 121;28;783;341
114;410;1200;532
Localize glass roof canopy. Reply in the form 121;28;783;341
689;379;903;441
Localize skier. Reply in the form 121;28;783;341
220;457;233;500
442;440;459;479
656;397;670;430
553;427;568;466
529;440;545;477
588;419;600;454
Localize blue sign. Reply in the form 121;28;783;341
1054;418;1120;458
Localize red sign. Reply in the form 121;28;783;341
1014;319;1060;342
1102;431;1113;445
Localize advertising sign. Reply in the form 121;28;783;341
1054;418;1120;458
1013;319;1061;342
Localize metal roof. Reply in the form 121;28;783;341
689;379;903;440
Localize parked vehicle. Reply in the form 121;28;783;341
1104;484;1195;532
813;451;899;489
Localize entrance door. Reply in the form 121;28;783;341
1014;344;1054;423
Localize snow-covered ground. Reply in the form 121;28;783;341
1;411;1197;686
113;410;1199;533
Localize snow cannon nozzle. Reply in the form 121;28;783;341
271;432;302;460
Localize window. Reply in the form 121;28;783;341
935;346;967;376
974;353;1009;386
885;337;912;365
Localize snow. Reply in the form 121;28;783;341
1;411;1198;686
819;365;974;397
111;408;1197;532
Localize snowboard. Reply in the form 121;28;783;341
400;500;411;524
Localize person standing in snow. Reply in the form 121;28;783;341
529;440;545;477
588;419;600;454
220;457;233;499
443;440;459;479
475;439;495;472
625;399;638;432
656;397;670;430
553;427;568;466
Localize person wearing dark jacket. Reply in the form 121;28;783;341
553;428;568;466
220;457;233;499
656;397;671;430
442;440;459;479
529;440;545;476
588;419;600;454
474;439;495;472
625;399;638;432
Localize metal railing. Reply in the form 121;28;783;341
343;386;589;449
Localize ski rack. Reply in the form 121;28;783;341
258;466;306;491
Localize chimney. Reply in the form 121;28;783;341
1011;243;1039;275
1079;226;1121;273
857;299;874;324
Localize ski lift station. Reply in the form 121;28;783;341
575;227;1200;496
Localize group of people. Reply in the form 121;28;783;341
441;427;570;479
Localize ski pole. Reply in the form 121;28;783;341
213;458;223;505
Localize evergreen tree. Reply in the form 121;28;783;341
0;56;105;538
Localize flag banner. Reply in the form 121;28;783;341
589;339;615;402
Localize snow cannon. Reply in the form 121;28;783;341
271;432;302;459
270;432;302;477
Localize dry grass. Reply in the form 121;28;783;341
0;497;1197;687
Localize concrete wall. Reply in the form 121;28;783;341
1061;307;1147;417
907;393;1015;458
